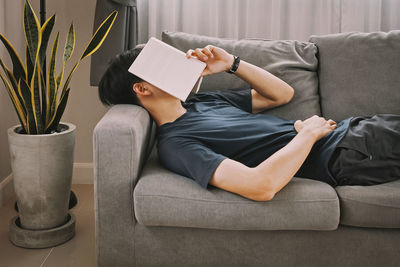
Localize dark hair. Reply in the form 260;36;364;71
98;47;143;106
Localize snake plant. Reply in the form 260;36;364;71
0;0;117;134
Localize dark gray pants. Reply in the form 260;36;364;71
329;114;400;186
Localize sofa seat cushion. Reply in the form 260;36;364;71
162;31;320;121
134;153;340;231
336;180;400;228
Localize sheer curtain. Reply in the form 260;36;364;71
137;0;400;43
341;0;400;31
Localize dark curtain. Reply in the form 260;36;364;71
90;0;138;86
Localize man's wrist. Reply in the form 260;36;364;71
224;54;234;72
297;127;319;143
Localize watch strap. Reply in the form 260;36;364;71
226;55;240;74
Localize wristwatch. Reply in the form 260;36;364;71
226;55;240;74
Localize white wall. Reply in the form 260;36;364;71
0;1;25;184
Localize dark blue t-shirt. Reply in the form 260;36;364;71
157;88;351;188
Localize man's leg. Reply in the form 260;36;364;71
329;114;400;186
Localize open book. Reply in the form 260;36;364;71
128;37;206;102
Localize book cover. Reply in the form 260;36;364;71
128;37;206;101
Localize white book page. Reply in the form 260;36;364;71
128;37;206;101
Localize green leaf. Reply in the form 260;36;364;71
19;79;36;134
0;70;27;131
80;11;117;60
48;69;64;126
39;14;56;70
23;1;43;134
46;88;70;133
60;62;78;98
0;57;25;114
23;0;42;68
30;63;43;134
63;24;75;63
40;65;47;126
56;71;62;89
47;32;59;125
38;15;56;124
0;34;27;82
25;45;34;89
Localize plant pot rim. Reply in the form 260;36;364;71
8;122;76;137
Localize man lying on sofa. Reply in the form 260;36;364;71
98;45;400;201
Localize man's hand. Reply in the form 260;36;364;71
294;115;337;141
186;45;233;76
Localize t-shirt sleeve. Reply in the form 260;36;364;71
189;85;253;113
157;137;227;189
212;86;253;113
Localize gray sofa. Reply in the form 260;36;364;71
93;31;400;267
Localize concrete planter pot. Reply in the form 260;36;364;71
7;122;76;248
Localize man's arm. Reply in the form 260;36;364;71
186;45;294;113
235;60;294;113
209;116;337;201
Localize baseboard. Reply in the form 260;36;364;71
73;162;94;184
0;174;15;207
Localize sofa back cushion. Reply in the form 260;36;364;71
162;31;320;120
310;31;400;121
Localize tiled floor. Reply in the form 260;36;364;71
0;184;95;267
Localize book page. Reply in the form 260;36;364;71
128;37;206;101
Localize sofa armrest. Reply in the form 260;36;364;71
93;104;153;266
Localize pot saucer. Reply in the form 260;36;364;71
9;212;76;249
